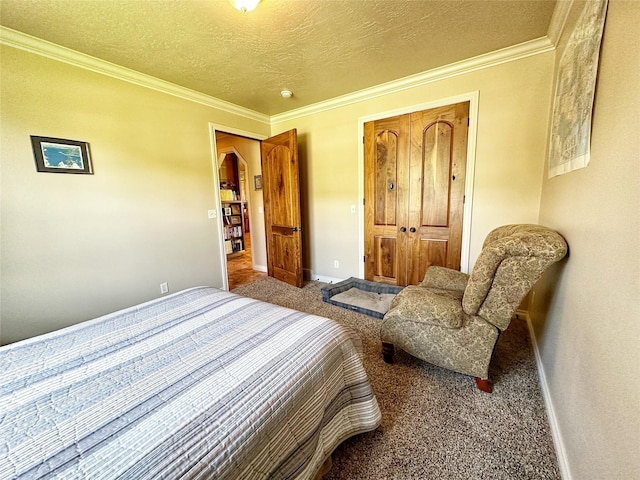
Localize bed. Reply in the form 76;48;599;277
0;287;381;479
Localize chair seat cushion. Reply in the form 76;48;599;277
385;286;464;329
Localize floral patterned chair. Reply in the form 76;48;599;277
381;224;568;392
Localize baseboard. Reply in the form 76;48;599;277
305;269;345;284
252;264;267;273
517;309;571;480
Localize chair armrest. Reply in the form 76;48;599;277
420;266;469;292
385;286;464;328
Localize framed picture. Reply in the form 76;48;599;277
254;174;263;190
30;136;93;174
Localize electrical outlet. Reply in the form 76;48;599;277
334;260;339;269
160;282;169;294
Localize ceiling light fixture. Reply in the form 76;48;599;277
229;0;260;13
280;89;293;99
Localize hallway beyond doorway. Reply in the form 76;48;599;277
227;233;267;290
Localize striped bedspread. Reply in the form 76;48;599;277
0;287;381;479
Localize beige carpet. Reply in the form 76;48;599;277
232;277;560;480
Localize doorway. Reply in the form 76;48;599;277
213;129;268;290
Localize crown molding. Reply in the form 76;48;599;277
547;0;574;47
1;26;554;128
270;36;554;124
0;26;270;126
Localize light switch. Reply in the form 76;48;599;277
350;205;356;214
207;209;217;219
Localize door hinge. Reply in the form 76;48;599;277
467;117;470;127
363;136;365;144
463;194;466;204
362;198;365;206
363;255;366;262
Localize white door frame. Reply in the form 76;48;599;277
357;91;479;276
208;123;267;290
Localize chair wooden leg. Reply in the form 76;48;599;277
382;342;395;364
475;377;493;393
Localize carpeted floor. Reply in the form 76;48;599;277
232;277;560;480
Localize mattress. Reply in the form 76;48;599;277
0;287;381;479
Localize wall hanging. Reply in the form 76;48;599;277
548;0;608;178
31;136;93;174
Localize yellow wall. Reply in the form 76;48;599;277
1;41;555;343
2;3;638;476
272;52;554;279
0;45;270;344
533;1;640;478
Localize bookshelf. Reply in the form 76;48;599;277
222;201;245;256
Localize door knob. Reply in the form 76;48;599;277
400;227;407;232
410;227;416;233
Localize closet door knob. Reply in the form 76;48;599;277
410;227;416;233
400;227;407;232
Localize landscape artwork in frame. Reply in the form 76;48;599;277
31;136;93;174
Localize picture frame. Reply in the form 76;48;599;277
254;174;263;190
30;136;93;174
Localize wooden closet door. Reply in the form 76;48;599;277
364;114;411;285
407;102;469;285
364;102;469;286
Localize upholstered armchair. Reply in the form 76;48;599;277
381;224;568;392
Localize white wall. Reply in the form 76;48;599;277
0;45;270;344
532;1;640;478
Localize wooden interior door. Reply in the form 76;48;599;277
364;102;469;286
407;102;469;284
364;114;411;285
260;129;303;288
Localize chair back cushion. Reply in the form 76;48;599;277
462;224;568;330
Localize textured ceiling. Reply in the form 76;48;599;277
0;0;557;115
